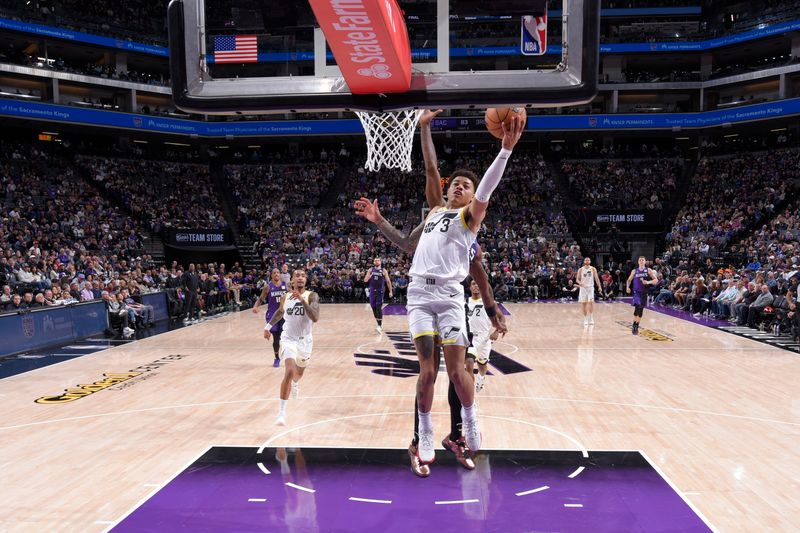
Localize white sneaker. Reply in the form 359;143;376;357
589;316;594;325
461;407;482;452
417;429;435;463
291;382;299;399
376;325;382;334
475;375;485;393
275;415;286;426
122;326;134;335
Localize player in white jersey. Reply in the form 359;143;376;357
356;109;524;464
576;257;603;326
264;269;320;425
355;198;507;477
466;279;499;393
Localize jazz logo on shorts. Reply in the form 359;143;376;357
521;14;548;56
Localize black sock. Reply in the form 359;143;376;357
412;397;419;447
377;318;382;326
448;380;462;441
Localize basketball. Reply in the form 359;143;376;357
484;107;527;139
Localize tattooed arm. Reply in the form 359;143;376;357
355;196;425;254
297;291;320;323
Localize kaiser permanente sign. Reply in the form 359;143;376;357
1;98;800;136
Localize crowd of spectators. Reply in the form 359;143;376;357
0;0;167;45
664;148;799;261
0;142;165;328
710;55;798;80
640;165;800;339
548;140;684;160
230;159;337;241
561;158;680;209
0;143;264;331
11;52;169;86
2;0;797;57
617;69;699;84
4;136;800;344
237;160;414;303
337;161;425;215
78;156;228;236
237;148;577;304
647;259;798;336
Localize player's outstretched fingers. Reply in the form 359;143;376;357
420;109;444;126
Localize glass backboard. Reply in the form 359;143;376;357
168;0;600;114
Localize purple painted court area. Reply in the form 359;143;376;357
113;448;712;533
646;303;732;328
383;304;511;316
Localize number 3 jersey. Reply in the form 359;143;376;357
410;207;477;283
283;290;313;339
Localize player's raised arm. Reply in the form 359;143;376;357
299;291;320;323
355;197;424;253
465;116;525;232
419;109;446;209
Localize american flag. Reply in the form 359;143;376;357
213;35;258;63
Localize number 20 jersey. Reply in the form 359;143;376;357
283;290;313;340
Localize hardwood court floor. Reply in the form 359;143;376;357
0;303;798;532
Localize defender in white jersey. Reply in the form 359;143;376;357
466;279;499;393
357;110;524;464
265;269;320;425
577;257;603;326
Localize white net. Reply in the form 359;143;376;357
355;109;424;173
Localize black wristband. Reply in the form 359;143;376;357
485;305;497;318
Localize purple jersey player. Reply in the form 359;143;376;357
363;258;393;334
253;268;288;366
626;256;658;335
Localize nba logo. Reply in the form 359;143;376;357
133;117;143;127
589;117;598;127
521;14;547;56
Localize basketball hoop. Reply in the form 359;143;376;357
355;109;424;173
